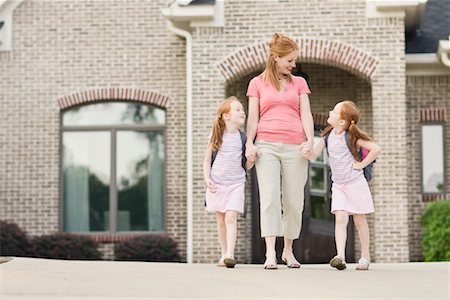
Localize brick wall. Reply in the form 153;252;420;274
406;76;450;261
0;0;188;259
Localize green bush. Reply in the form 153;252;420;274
30;233;102;260
0;220;31;256
114;235;180;262
421;200;450;261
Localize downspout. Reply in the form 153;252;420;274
166;21;193;264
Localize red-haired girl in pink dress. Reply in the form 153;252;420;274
303;100;381;271
203;96;254;268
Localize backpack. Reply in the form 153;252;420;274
208;130;248;217
323;131;375;182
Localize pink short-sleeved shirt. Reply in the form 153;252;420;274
246;75;311;144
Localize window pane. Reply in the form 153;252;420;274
117;131;165;231
62;102;165;126
310;166;325;191
310;195;332;221
422;125;445;193
63;132;110;232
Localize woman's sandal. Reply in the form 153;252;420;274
263;255;278;270
281;253;301;268
217;256;226;267
329;255;347;270
356;258;370;270
223;257;236;268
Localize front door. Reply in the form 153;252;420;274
251;132;354;264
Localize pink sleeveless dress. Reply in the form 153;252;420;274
205;132;245;213
327;129;374;215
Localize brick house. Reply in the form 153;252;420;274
1;0;448;263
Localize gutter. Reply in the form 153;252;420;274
166;21;194;264
438;37;450;67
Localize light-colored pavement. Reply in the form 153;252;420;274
0;257;448;300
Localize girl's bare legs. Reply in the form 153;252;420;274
216;212;226;265
264;236;277;268
224;210;238;258
353;214;371;261
334;210;349;260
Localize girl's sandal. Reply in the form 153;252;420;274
356;258;370;270
329;255;347;270
217;256;226;267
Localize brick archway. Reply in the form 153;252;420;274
216;38;380;83
57;88;170;110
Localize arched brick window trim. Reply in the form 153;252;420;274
217;39;380;83
57;88;170;110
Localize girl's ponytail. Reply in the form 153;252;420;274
209;96;238;151
211;115;226;151
342;102;372;161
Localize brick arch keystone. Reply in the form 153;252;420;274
216;38;380;83
57;88;170;110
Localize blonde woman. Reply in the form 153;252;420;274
246;33;314;269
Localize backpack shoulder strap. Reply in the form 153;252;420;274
240;130;247;170
211;147;217;168
323;132;329;148
344;131;362;160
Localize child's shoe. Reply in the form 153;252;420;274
356;258;370;270
223;257;236;268
329;255;346;270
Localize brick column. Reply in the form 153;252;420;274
371;74;409;262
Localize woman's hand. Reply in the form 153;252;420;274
300;140;313;157
206;178;217;193
246;142;259;162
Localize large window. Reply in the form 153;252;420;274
61;102;166;233
309;133;332;222
421;124;446;194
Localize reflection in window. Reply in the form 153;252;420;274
63;102;165;126
63;132;110;232
62;102;166;233
421;125;445;193
117;131;164;231
309;134;332;221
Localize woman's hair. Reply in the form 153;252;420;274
210;96;239;151
262;33;298;91
320;100;372;161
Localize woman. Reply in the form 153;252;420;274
246;33;314;269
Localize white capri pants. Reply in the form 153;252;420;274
255;140;309;239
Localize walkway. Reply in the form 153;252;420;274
1;257;448;299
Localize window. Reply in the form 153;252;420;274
309;132;332;222
421;124;446;194
61;102;166;233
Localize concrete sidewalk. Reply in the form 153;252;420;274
0;257;448;299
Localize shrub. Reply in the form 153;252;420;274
30;233;102;260
421;200;450;261
114;235;180;262
0;220;31;256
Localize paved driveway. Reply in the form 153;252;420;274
1;257;449;299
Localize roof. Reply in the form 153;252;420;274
406;0;450;53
